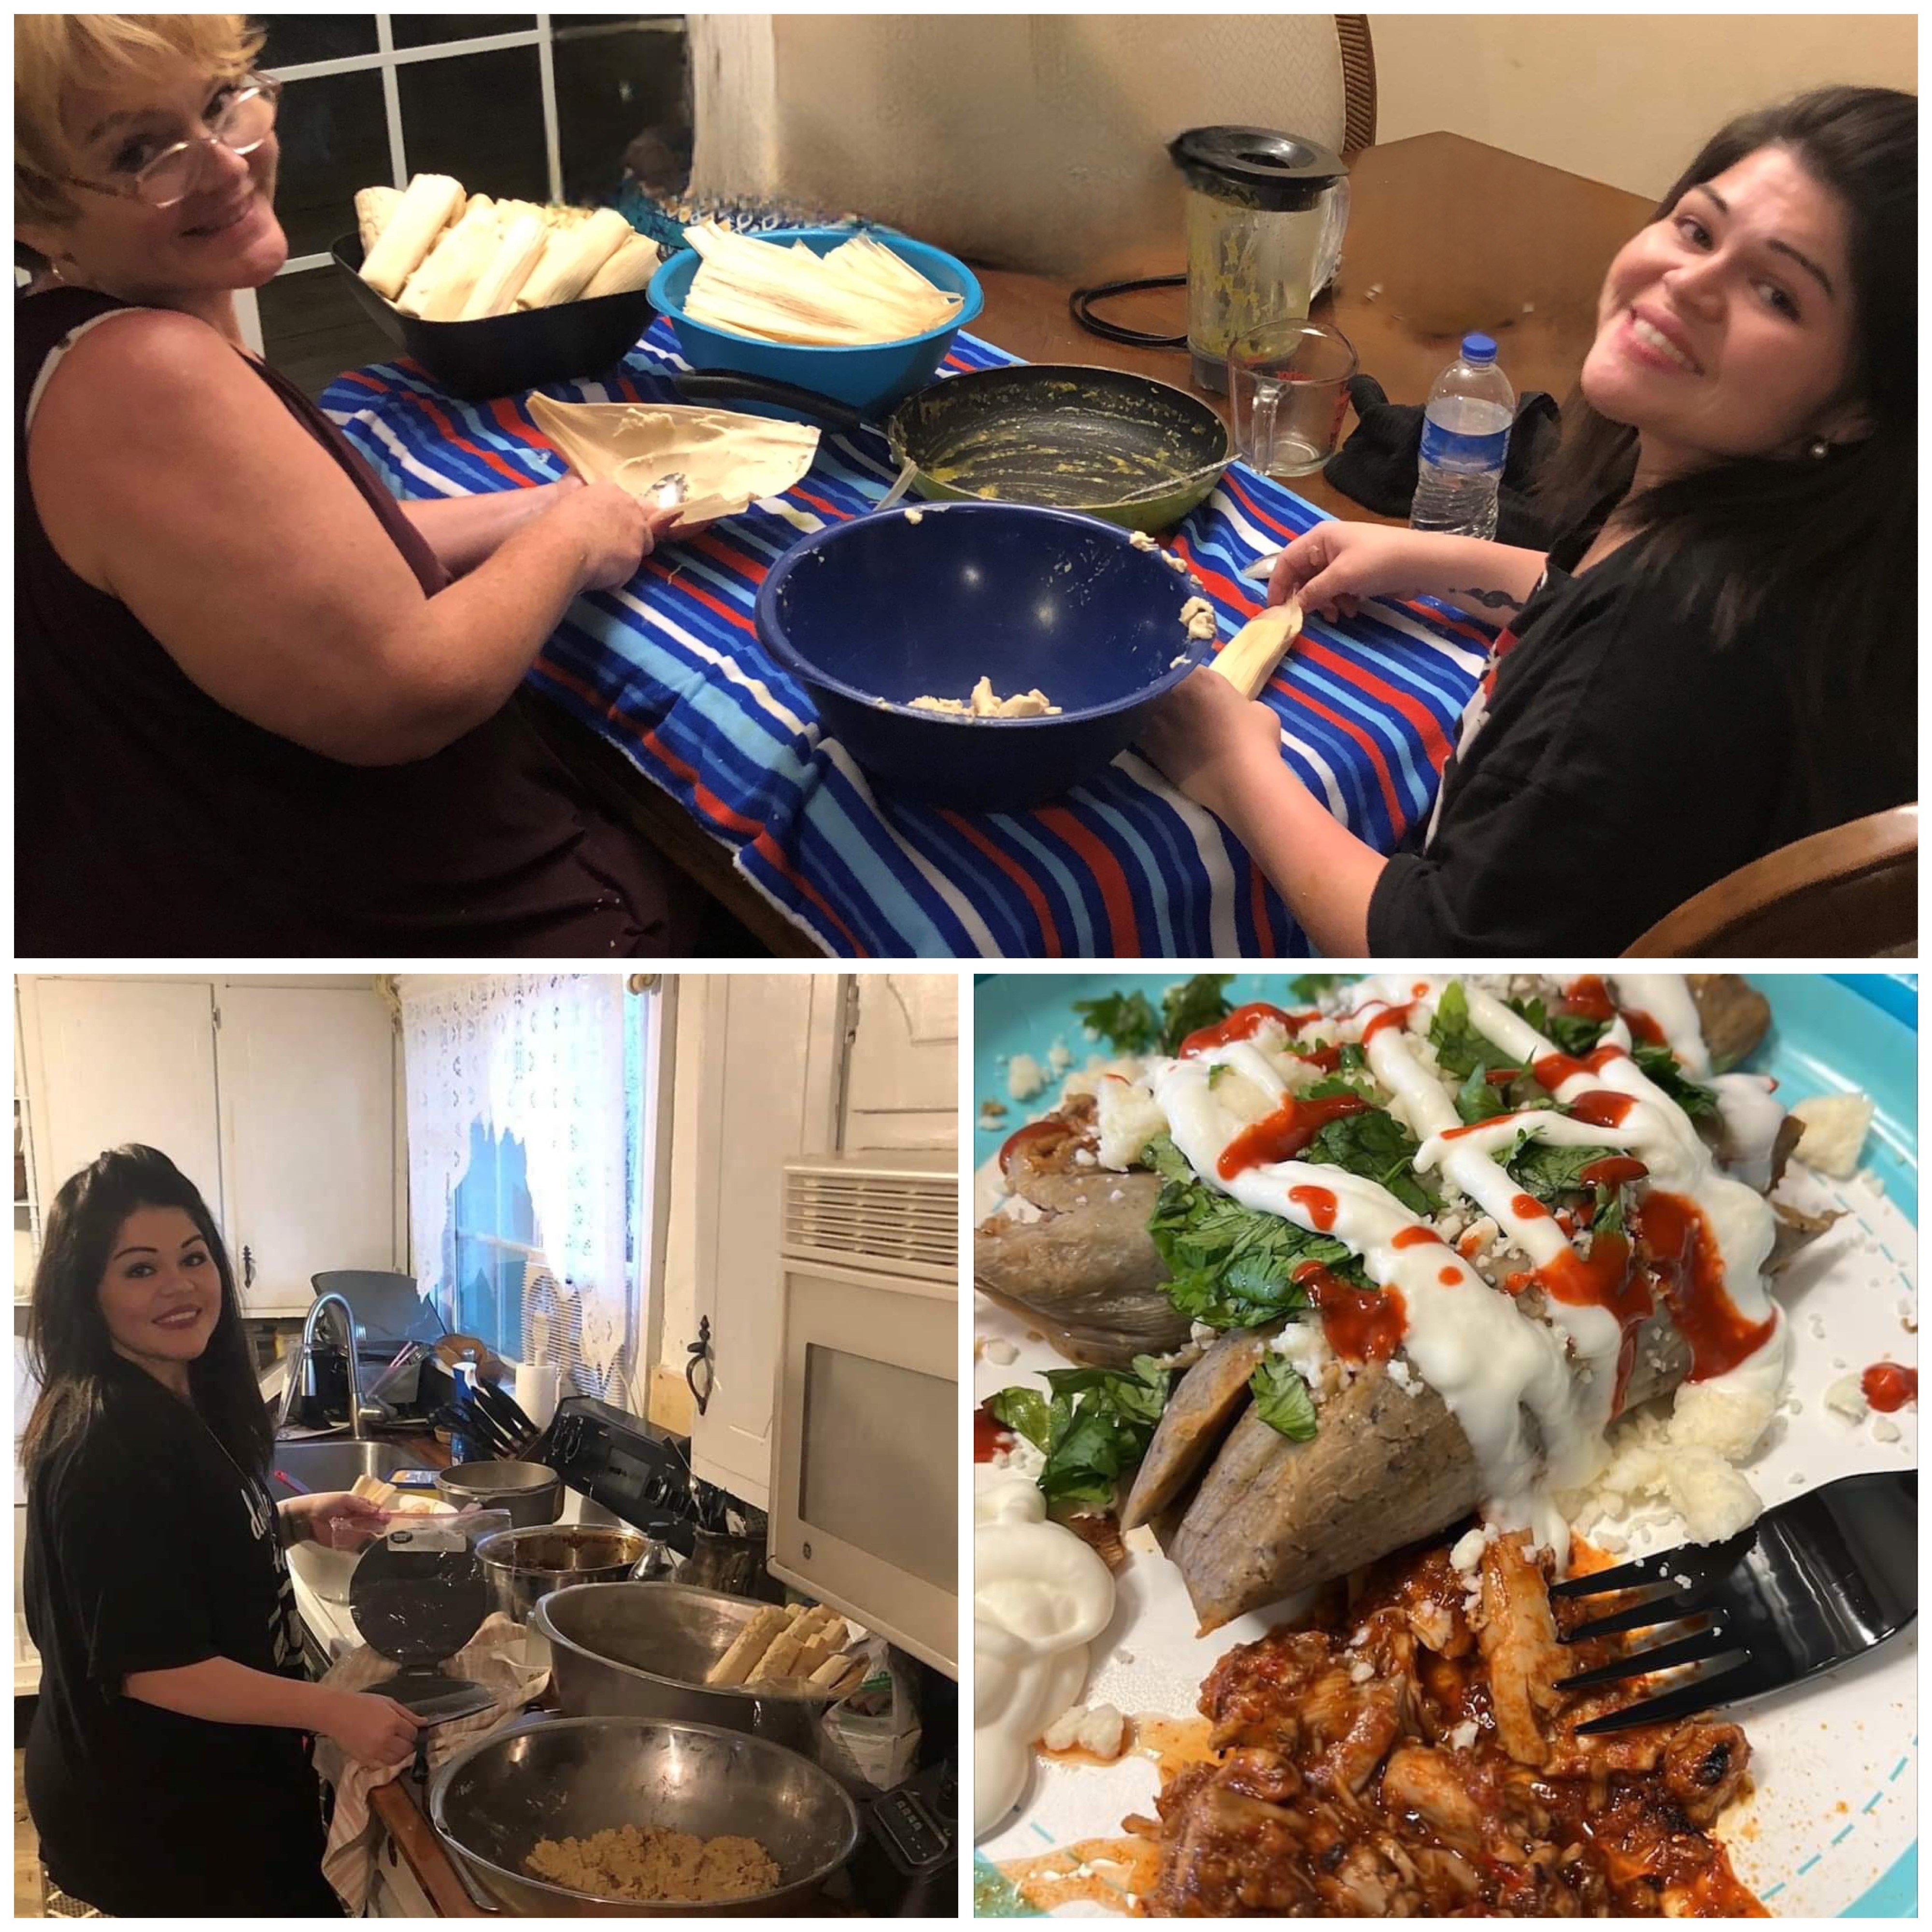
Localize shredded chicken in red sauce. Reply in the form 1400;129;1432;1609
1136;1536;1762;1917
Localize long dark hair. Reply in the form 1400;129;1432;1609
1536;86;1915;751
19;1145;272;1484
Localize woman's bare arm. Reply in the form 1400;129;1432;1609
26;313;636;765
126;1655;343;1731
398;479;583;577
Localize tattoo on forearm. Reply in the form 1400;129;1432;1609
1450;586;1525;611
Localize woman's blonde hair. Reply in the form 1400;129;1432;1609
15;14;264;241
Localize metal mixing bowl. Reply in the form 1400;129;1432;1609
429;1714;860;1915
534;1583;847;1763
477;1524;651;1627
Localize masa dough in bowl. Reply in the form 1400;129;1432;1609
526;392;820;525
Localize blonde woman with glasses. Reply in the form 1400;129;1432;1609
16;15;711;957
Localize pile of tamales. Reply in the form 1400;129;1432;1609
355;172;662;322
682;220;963;346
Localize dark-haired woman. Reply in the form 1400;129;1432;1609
21;1146;424;1916
1143;86;1916;955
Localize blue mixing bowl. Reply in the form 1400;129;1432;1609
648;227;984;417
755;502;1212;809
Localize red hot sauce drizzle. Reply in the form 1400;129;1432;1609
1218;1093;1371;1180
1179;1003;1318;1057
1358;1000;1417;1047
1532;1043;1630;1094
1295;1262;1406;1363
1633;1191;1777;1384
1287;1183;1338;1231
1569;1090;1636;1131
1862;1362;1918;1412
1562;973;1667;1049
972;1402;1010;1463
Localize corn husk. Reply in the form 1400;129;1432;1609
580;231;662;299
1210;599;1303;699
515;207;634;310
396;195;498;319
359;172;464;298
682;222;962;347
457;211;549;320
355;185;403;256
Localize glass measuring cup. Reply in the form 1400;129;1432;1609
1228;322;1357;480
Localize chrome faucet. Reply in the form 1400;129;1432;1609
276;1292;366;1440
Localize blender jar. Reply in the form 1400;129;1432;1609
1168;126;1349;394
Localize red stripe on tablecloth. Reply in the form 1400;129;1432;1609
1288;686;1405;831
1296;636;1454;771
407;394;532;488
939;812;1064;956
1034;808;1141;956
1249;856;1278;956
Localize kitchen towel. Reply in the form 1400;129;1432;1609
315;1613;548;1914
324;326;1494;958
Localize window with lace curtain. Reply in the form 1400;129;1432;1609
394;974;660;1401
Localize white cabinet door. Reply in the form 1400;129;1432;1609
18;979;224;1227
216;985;399;1316
687;975;841;1506
844;973;958;1150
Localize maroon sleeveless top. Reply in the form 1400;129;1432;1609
17;286;687;956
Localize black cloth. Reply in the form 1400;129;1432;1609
1323;373;1563;547
16;284;691;958
1367;526;1914;955
23;1359;341;1916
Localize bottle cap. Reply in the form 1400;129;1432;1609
1462;333;1498;364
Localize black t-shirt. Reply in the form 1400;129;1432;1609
1366;530;1912;954
23;1360;338;1915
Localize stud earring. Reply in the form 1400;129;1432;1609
1807;438;1832;460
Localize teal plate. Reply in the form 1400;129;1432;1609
972;972;1917;1918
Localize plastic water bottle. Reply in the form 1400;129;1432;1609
1409;332;1515;541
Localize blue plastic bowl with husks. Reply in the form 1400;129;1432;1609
754;502;1213;810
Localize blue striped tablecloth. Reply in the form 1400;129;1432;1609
322;323;1492;957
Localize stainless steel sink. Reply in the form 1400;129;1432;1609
268;1438;431;1501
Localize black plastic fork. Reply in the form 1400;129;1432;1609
1550;1468;1916;1734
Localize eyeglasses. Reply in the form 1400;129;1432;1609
62;74;282;211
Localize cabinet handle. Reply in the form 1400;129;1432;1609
684;1317;713;1418
242;1244;256;1288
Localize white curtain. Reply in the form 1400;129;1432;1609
396;975;640;1400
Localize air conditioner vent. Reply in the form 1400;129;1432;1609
781;1152;955;1284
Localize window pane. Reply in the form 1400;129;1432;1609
398;46;548;202
273;68;392;258
260;16;380;67
256;266;397;401
554;20;690;204
392;15;536;51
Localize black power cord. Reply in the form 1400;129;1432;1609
1068;273;1188;349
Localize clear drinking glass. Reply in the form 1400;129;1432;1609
1227;322;1358;480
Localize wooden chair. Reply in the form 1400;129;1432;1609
1625;806;1918;957
1336;16;1378;157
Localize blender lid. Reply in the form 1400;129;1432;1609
1168;126;1347;211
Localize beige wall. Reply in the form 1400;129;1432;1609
1375;15;1918;199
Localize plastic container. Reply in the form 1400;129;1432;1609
1409;332;1515;541
647;227;983;417
328;233;655;402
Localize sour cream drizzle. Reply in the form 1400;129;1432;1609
1137;975;1789;1562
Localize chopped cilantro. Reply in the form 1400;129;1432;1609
1429;980;1520;1082
1510;994;1608;1058
1208;1063;1231;1088
1145;1133;1370;1330
1249;1353;1319;1441
1294;1101;1442;1216
1159;975;1236;1056
1455;1061;1514;1125
1071;989;1159;1056
990;1358;1174;1508
1632;1042;1720;1119
1289;973;1354;1003
1503;1131;1625;1204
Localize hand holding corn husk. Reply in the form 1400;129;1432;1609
356;172;661;319
704;1602;866;1695
682;221;962;347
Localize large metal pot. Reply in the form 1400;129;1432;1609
436;1460;563;1529
476;1524;653;1623
429;1714;859;1916
533;1583;845;1765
